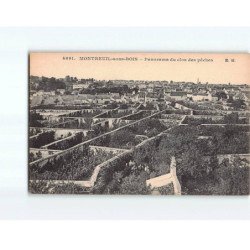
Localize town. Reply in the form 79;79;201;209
29;75;250;195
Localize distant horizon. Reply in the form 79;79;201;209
30;75;248;86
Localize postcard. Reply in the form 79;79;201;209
29;52;249;195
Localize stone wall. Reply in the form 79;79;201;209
29;109;171;169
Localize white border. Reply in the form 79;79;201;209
0;220;249;250
0;0;250;26
0;27;249;220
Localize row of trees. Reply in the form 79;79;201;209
98;110;132;118
47;132;83;150
29;130;55;148
80;84;139;95
32;104;93;110
184;113;249;125
66;110;102;118
55;118;93;130
31;78;66;92
122;111;151;120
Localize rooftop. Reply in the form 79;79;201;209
170;92;187;97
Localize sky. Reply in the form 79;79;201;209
30;52;250;84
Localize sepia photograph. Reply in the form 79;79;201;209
1;2;250;249
28;52;250;195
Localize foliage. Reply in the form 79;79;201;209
122;111;151;120
183;113;248;125
212;126;249;154
91;153;133;194
80;84;136;96
133;125;220;194
29;181;89;194
214;157;249;195
30;128;42;136
109;129;137;149
119;173;150;194
230;99;246;110
96;165;150;195
29;130;55;148
29;147;117;181
98;110;132;118
47;132;83;150
138;103;155;110
29;111;44;127
55;118;93;129
158;183;175;195
29;151;43;162
223;113;238;124
35;78;66;92
67;109;102;117
216;92;228;100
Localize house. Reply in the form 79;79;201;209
30;90;36;97
191;93;212;102
56;89;65;95
138;83;147;89
124;93;139;103
111;93;120;98
110;95;123;103
147;87;154;93
211;94;218;101
169;91;187;101
93;94;111;104
44;91;56;96
72;90;79;95
233;92;248;101
146;93;159;103
138;92;147;103
65;82;73;91
72;83;86;90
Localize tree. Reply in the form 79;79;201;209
109;129;136;149
216;92;227;100
54;98;60;105
223;112;239;124
231;99;245;110
215;157;249;195
119;172;150;194
29;152;35;162
36;151;42;159
29;111;43;127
